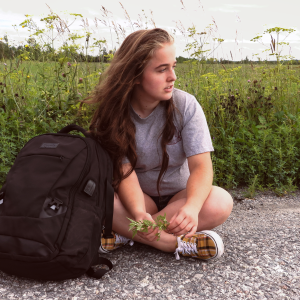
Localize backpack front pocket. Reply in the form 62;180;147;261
3;154;71;218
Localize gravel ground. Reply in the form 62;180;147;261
0;189;299;300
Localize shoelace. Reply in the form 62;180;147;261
115;233;134;246
174;237;197;260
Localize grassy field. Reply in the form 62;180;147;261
1;58;300;195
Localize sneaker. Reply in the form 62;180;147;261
99;231;134;254
174;230;224;260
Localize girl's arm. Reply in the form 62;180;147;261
186;152;213;211
117;163;146;218
167;152;213;237
117;163;159;241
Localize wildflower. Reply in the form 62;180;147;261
15;93;19;97
21;96;24;99
253;80;258;84
178;83;181;86
67;62;72;67
247;80;251;83
4;63;7;66
25;45;29;48
62;73;66;78
1;90;3;93
22;25;25;28
79;78;83;83
27;76;30;79
98;72;102;75
247;97;250;99
0;82;2;85
274;87;278;90
213;137;215;140
78;92;82;96
262;87;265;90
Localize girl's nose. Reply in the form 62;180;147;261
168;69;177;81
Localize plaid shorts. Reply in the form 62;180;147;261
151;195;175;211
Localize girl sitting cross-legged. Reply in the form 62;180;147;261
87;28;233;261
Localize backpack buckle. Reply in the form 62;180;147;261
40;197;67;218
48;198;63;211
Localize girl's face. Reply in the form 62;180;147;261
135;43;177;103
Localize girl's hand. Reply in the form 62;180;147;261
134;212;160;242
167;204;199;238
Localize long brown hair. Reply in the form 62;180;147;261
86;28;177;194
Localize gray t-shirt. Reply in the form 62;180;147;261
124;88;214;196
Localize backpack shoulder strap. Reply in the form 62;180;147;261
58;124;92;138
103;180;114;239
86;257;113;279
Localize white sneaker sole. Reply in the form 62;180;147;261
199;230;224;260
98;245;110;254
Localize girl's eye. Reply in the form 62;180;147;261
159;66;176;73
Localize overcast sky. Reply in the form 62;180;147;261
1;0;299;60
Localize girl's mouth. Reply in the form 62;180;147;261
164;85;173;91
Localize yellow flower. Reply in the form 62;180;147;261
25;57;28;60
22;25;25;28
25;45;29;48
27;76;30;78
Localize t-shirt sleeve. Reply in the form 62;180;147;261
181;96;214;157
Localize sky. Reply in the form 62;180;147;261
0;0;299;61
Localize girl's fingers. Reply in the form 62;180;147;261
168;217;190;233
169;220;196;236
138;227;159;241
184;226;197;238
168;215;186;231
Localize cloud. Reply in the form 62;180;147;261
209;3;265;13
226;4;265;8
0;10;25;29
209;7;238;13
86;8;101;16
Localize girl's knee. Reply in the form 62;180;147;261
205;186;233;221
218;187;233;214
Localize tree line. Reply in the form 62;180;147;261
1;41;299;65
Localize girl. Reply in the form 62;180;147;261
88;28;233;260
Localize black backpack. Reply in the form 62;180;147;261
0;124;114;280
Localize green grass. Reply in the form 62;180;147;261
1;58;300;195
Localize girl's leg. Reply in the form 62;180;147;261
112;192;177;252
112;186;232;253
